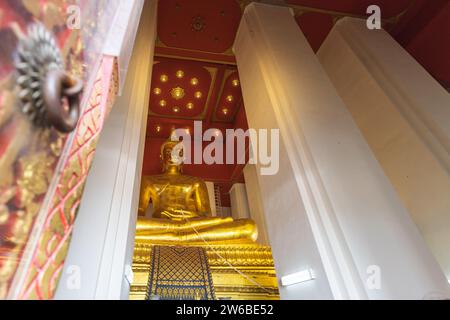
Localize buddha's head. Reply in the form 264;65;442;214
160;138;184;174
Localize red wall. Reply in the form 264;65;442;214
391;0;450;88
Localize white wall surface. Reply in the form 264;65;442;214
230;183;251;220
243;164;270;245
205;181;217;216
317;18;450;280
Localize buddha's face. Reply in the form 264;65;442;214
162;143;184;170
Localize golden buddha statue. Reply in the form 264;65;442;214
135;138;258;244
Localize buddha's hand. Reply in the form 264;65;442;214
161;209;199;220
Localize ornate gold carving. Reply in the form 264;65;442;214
0;79;15;128
0;0;116;299
0;187;15;224
17;152;54;197
42;2;65;30
170;86;185;100
212;68;235;122
22;0;41;17
191;16;206;32
0;128;57;297
148;66;217;123
16;56;117;299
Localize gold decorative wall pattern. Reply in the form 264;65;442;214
0;0;85;298
130;242;279;300
0;0;121;299
15;57;118;299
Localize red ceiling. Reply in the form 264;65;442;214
286;0;412;18
390;0;450;89
155;0;240;63
149;57;243;126
405;4;450;89
296;12;334;52
150;59;212;119
144;0;450;206
158;0;241;53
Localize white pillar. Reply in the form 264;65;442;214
230;183;251;220
234;3;450;299
243;164;270;245
317;18;450;280
205;181;217;216
55;0;156;299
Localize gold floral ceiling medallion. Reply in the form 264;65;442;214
171;86;185;100
191;15;205;32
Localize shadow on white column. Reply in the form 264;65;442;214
234;2;450;300
317;18;450;281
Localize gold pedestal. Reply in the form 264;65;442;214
130;241;279;300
